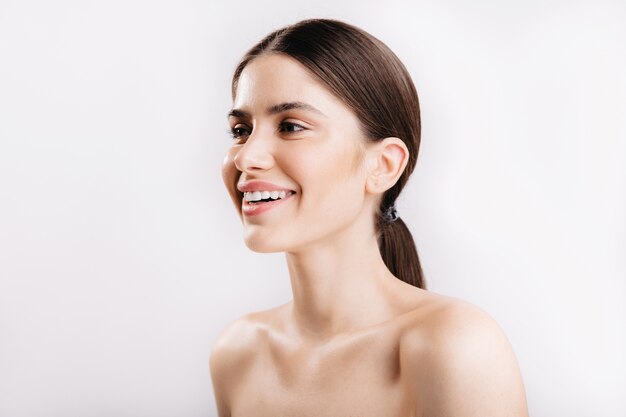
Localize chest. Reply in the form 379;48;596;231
228;334;417;417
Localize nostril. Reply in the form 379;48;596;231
233;145;275;172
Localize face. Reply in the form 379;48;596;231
222;53;373;253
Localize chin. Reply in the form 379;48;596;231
243;234;286;253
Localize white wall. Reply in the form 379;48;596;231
0;0;624;416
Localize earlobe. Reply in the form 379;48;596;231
365;137;409;194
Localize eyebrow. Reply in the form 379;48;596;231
227;101;326;119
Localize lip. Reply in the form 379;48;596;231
237;180;296;193
242;191;296;216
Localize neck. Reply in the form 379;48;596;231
284;211;402;342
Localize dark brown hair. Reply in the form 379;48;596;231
231;18;426;289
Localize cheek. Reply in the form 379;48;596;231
222;149;243;210
289;144;360;198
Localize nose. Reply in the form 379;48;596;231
232;127;274;174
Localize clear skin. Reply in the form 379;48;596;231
213;53;529;417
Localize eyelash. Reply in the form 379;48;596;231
227;122;306;141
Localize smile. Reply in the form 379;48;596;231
243;190;295;202
242;192;296;216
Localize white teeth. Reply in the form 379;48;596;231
244;190;293;202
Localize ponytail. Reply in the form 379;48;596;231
377;208;426;289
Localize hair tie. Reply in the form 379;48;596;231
382;205;399;223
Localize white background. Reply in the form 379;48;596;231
1;0;624;416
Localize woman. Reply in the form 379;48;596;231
212;18;529;417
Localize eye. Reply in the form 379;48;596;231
227;121;307;142
279;122;306;134
228;126;250;141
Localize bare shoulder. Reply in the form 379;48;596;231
210;314;255;366
401;295;529;417
209;308;278;417
209;306;281;375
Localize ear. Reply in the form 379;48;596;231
364;137;409;194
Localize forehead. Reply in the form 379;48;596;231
233;54;344;115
